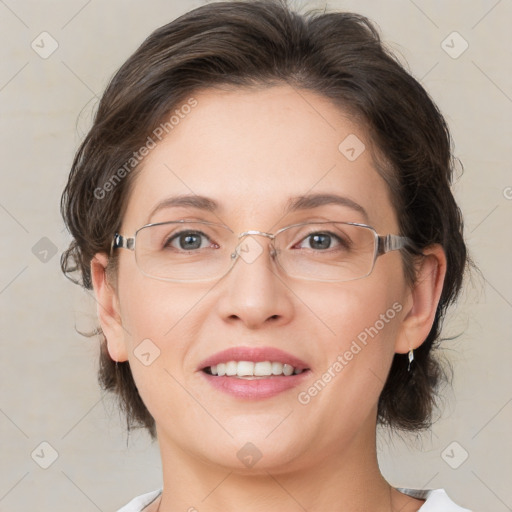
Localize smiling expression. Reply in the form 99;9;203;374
103;84;414;473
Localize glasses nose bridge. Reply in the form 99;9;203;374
237;229;276;241
237;229;277;253
233;230;279;264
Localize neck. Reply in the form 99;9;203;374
154;413;400;512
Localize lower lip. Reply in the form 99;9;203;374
200;370;311;399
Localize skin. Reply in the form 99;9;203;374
91;85;446;512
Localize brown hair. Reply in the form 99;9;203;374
61;0;470;440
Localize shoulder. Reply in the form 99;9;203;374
118;488;472;512
398;488;472;511
117;489;162;512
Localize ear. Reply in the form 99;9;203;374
90;253;128;362
394;244;447;354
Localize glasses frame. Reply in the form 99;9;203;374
111;219;418;283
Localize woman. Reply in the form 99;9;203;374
60;1;473;510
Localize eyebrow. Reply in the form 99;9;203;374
147;192;369;223
147;195;219;222
285;193;369;222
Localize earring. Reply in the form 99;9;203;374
407;348;414;372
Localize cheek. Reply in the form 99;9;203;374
294;278;405;433
117;260;206;341
314;273;405;379
116;274;210;421
116;265;213;384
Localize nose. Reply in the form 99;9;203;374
215;233;294;329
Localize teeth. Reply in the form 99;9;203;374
283;364;294;376
271;362;283;375
208;361;305;377
225;361;237;376
217;363;226;376
237;361;254;377
254;361;272;376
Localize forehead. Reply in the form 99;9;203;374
122;85;398;232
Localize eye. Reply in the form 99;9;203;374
296;231;349;251
165;230;214;251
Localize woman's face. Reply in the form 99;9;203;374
109;85;414;472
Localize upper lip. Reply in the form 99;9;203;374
198;346;310;371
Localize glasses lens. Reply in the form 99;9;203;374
133;221;377;282
135;221;234;281
275;222;376;281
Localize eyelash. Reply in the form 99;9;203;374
165;230;348;251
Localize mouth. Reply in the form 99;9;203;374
200;366;311;399
198;346;312;399
202;360;310;379
197;346;311;399
197;345;310;373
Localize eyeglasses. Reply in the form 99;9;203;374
111;220;415;283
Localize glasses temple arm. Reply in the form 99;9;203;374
377;234;422;255
111;234;135;251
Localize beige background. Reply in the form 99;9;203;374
0;0;511;510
